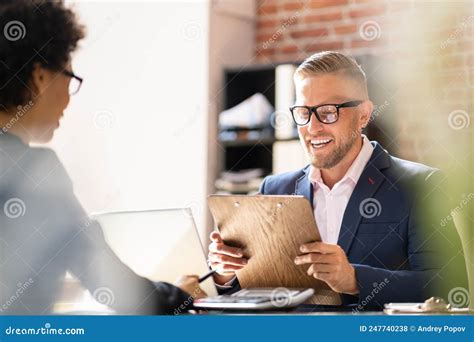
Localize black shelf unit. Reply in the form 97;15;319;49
224;65;277;109
223;141;273;175
219;63;299;178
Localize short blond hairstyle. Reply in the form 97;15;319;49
294;51;368;93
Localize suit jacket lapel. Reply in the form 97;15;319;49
295;166;313;206
337;142;391;254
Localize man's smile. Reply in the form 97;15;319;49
307;136;335;150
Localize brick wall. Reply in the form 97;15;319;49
254;0;473;177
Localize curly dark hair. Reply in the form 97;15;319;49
0;0;85;110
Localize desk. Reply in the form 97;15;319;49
197;305;473;316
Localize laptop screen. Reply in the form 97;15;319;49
93;208;218;297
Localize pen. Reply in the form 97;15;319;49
198;269;217;283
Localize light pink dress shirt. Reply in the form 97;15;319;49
308;135;373;244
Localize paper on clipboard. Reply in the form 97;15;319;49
208;194;341;305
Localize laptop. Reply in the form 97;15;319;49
93;208;218;297
93;208;313;311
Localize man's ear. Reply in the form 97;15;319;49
359;100;373;130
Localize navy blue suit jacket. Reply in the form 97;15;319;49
252;141;467;308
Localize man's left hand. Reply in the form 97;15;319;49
294;242;359;295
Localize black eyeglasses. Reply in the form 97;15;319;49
61;70;83;95
290;100;363;125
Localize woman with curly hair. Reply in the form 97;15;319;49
0;0;205;314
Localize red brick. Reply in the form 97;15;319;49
349;5;386;18
290;28;329;39
304;11;343;23
258;4;278;15
282;14;301;26
310;0;348;8
282;1;305;11
257;19;280;30
255;47;277;57
257;33;282;43
257;0;277;4
334;24;358;35
306;41;344;51
280;44;299;54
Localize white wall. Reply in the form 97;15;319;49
50;1;210;237
206;0;255;231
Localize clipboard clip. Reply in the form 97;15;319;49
234;201;285;209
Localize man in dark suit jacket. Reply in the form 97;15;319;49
256;140;468;308
208;51;468;309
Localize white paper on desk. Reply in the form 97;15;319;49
219;93;273;129
384;303;424;313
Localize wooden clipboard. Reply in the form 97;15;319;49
208;194;341;305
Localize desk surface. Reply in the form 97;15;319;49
198;304;473;316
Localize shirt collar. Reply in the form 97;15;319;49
309;135;374;187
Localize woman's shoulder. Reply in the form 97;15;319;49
0;133;72;192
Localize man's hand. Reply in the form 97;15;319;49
174;275;207;300
294;241;359;295
208;231;247;285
